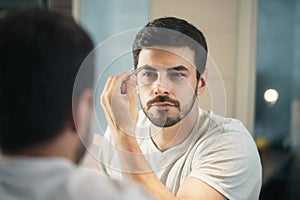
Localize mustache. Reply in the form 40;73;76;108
146;96;180;108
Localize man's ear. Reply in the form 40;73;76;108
72;89;93;136
197;68;208;96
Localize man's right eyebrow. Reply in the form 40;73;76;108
141;65;157;71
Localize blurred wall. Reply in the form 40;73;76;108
77;0;149;45
291;0;300;154
254;0;300;148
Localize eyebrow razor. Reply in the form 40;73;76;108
120;66;145;95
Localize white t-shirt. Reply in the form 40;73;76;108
100;108;262;200
0;156;152;200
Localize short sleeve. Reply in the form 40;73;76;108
189;131;262;200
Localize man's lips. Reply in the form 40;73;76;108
146;96;180;109
149;102;178;109
151;102;176;107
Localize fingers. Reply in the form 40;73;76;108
101;74;124;127
100;72;138;134
101;72;135;103
124;75;137;98
101;73;127;105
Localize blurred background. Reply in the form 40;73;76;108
0;0;299;199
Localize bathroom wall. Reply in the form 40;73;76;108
291;0;300;153
254;0;300;148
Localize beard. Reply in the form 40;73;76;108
140;91;197;128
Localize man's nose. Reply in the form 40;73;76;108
152;77;171;96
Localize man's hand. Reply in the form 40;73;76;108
101;72;138;139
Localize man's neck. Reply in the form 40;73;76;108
151;104;199;151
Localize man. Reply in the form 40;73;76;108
100;17;262;199
0;8;152;200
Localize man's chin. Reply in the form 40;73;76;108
148;115;182;128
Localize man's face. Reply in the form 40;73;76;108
136;46;199;127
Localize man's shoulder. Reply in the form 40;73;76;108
194;109;257;156
191;110;262;200
199;109;250;137
60;167;152;200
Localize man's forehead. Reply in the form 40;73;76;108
138;46;196;67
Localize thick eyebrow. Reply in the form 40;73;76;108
138;65;189;72
141;65;157;71
167;65;189;72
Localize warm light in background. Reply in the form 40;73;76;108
264;89;279;107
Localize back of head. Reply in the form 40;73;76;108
132;17;208;79
0;8;94;153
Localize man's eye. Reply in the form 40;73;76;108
143;72;157;77
169;72;185;78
